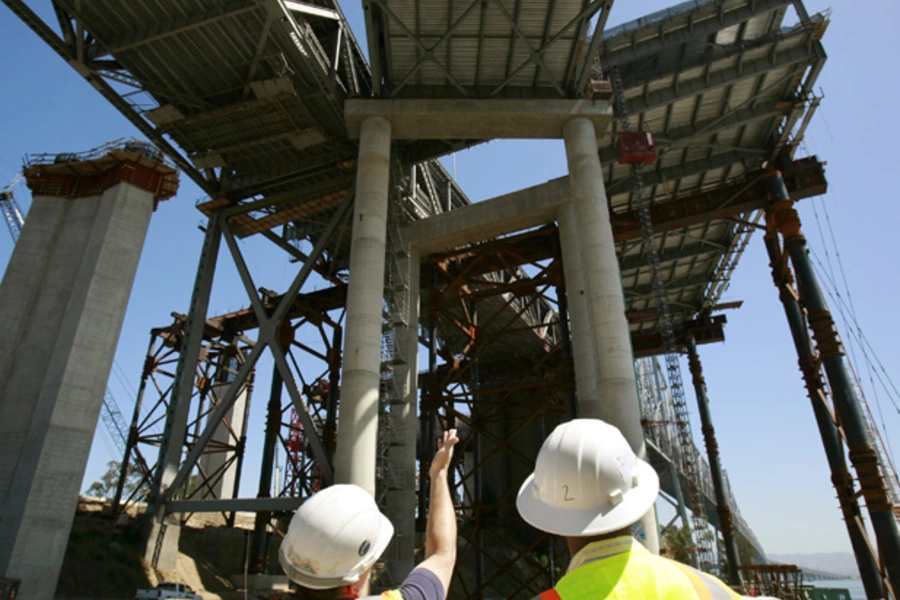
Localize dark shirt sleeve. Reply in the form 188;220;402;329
383;567;445;600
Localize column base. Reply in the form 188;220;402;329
144;518;181;573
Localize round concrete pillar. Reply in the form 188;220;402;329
563;117;659;553
334;116;392;495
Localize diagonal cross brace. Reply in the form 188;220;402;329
490;0;609;96
370;0;477;97
163;198;352;500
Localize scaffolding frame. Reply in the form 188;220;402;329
420;231;571;600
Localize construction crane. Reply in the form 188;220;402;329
609;67;717;570
1;174;131;457
1;174;26;243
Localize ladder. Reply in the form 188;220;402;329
611;66;716;570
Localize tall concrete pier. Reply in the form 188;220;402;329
0;143;177;600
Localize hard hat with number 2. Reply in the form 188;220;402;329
516;419;660;537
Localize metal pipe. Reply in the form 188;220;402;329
685;336;741;586
334;116;392;496
563;117;659;553
764;175;892;598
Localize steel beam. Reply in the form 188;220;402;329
625;273;712;299
411;158;824;275
600;104;791;163
1;0;214;194
764;211;889;599
601;0;792;69
573;0;613;94
101;1;257;55
619;235;734;272
607;150;749;195
768;173;900;594
262;0;346;132
772;41;827;159
610;156;827;241
624;41;816;117
637;315;727;358
284;0;340;20
617;27;809;91
162;200;352;500
686;337;742;586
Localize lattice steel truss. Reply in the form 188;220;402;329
113;315;255;519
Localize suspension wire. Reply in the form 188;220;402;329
800;136;899;466
820;197;860;328
811;198;840;300
809;199;867;404
113;360;138;398
808;250;900;417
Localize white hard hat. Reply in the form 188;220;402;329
516;419;659;537
279;484;394;589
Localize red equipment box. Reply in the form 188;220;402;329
616;131;657;165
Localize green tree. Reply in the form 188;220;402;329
661;524;694;566
86;460;144;500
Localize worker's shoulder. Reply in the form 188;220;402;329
550;552;699;600
655;556;743;599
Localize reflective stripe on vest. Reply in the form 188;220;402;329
669;562;741;600
537;541;742;600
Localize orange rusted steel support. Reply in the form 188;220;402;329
685;336;741;587
765;170;896;599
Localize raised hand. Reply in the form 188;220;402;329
429;428;459;478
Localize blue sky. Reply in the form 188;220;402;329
1;0;898;559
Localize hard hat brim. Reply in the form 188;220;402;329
515;456;659;537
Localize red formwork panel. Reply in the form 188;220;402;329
616;130;657;165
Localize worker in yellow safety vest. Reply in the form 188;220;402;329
516;419;744;600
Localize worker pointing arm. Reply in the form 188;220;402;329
415;429;460;595
279;429;459;600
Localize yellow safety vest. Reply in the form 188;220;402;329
535;536;743;600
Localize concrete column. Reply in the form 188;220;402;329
384;248;420;581
0;182;156;600
199;383;250;500
563;117;660;553
556;201;599;408
335;116;392;496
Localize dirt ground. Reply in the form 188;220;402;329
57;497;280;600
